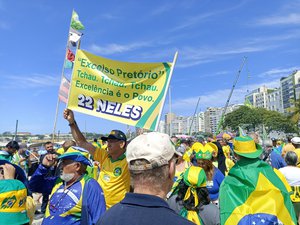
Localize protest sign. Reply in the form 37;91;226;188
67;50;176;130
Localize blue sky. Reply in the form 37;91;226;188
0;0;299;135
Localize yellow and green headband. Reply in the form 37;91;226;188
183;166;207;207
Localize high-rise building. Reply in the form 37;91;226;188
267;88;283;113
164;113;177;135
172;115;186;134
197;112;205;132
162;104;241;135
157;120;165;133
204;107;223;134
245;86;269;108
280;70;300;113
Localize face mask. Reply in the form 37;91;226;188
60;172;75;182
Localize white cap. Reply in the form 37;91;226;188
264;140;273;147
126;132;182;172
291;137;300;144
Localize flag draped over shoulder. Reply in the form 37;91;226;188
219;158;297;225
58;76;70;103
71;10;84;30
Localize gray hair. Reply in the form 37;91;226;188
284;151;298;166
129;159;169;190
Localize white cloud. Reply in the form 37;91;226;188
169;1;247;32
176;29;300;68
257;67;299;79
257;13;300;26
3;74;60;89
88;41;153;55
151;4;173;16
177;44;275;68
101;13;119;20
248;30;300;43
170;12;216;32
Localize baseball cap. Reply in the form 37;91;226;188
58;146;92;166
126;132;181;172
101;130;127;142
291;137;300;145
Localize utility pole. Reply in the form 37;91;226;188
189;97;201;136
14;120;18;141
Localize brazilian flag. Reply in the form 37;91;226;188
219;158;297;225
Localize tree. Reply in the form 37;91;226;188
222;106;263;131
223;106;298;134
2;131;12;136
287;96;300;124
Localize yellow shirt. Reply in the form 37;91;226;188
56;147;65;155
225;158;235;176
281;143;295;157
94;147;130;209
222;145;231;158
182;148;193;162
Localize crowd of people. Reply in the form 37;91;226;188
0;109;300;224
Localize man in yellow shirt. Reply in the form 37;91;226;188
282;136;296;157
63;109;130;209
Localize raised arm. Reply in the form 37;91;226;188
63;109;96;156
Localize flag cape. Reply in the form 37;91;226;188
67;49;173;130
219;158;297;225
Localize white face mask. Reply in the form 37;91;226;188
60;172;75;182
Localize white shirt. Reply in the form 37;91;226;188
279;166;300;186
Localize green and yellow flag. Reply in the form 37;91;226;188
71;10;85;30
219;158;297;225
0;180;29;225
244;98;253;108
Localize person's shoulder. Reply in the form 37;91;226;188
96;203;122;225
201;202;220;217
99;203;122;218
214;167;225;177
278;166;287;172
170;215;195;225
94;146;108;160
85;176;101;189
